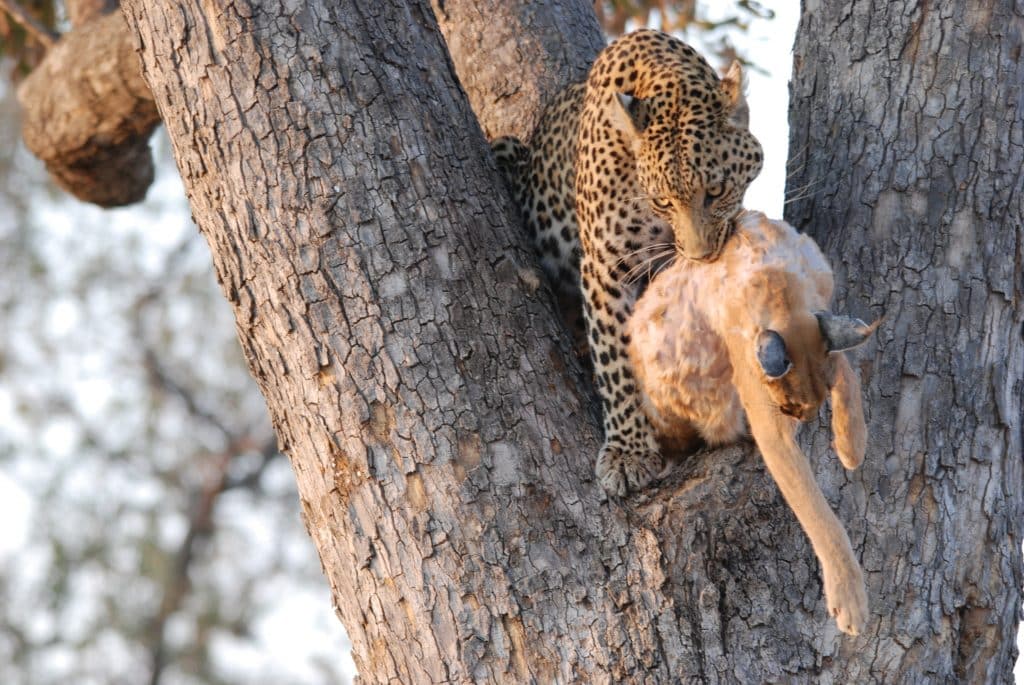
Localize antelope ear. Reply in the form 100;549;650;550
720;60;749;128
816;312;880;352
756;330;792;379
608;93;645;146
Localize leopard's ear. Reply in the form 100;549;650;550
609;93;645;148
720;60;749;128
816;312;881;352
756;329;793;379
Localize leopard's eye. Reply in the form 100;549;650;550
704;182;725;209
650;197;672;211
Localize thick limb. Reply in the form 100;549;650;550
581;257;662;496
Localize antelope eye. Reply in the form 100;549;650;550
650;197;672;211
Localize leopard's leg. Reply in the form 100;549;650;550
581;256;663;496
490;136;531;219
492;136;589;359
829;353;866;470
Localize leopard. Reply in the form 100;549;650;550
491;83;591;357
492;30;764;496
628;210;879;635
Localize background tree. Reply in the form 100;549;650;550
0;96;354;683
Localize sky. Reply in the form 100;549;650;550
731;3;799;216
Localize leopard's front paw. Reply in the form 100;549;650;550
823;562;868;636
595;443;663;496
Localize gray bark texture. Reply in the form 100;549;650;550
17;10;159;207
787;1;1023;682
431;0;603;140
114;0;1023;682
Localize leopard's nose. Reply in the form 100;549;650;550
671;209;716;260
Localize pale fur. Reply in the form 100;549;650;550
628;210;871;635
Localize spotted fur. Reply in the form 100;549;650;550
492;86;592;358
492;83;586;297
493;30;764;495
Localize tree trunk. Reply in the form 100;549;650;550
118;0;1022;682
786;1;1023;682
431;0;603;141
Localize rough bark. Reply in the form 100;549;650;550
786;1;1023;682
431;0;604;141
17;10;159;207
116;0;1023;683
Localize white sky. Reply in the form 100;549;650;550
734;3;800;216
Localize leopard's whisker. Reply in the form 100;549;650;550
622;245;673;267
623;254;664;282
615;241;675;267
622;248;674;284
785;143;810;179
783;177;825;205
782;187;822;206
646;252;675;283
784;176;823;197
614;240;679;262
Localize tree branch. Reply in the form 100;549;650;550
146;449;233;685
431;0;603;141
16;10;159;206
0;0;59;49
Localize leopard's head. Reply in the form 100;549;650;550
612;62;764;261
